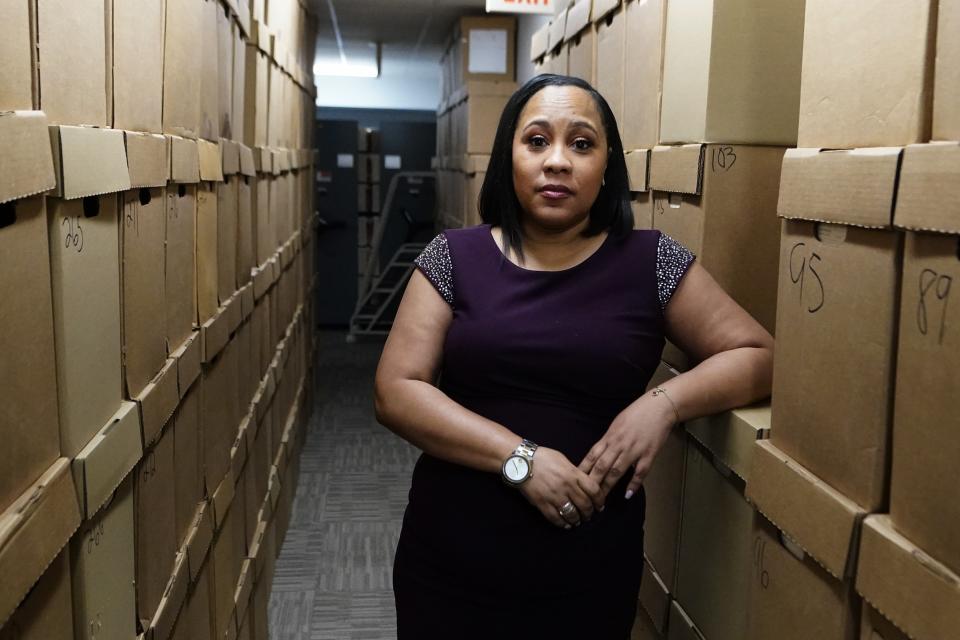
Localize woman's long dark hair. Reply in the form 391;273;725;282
476;74;634;262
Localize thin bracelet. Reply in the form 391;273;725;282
651;386;681;425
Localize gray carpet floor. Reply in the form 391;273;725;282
269;331;419;640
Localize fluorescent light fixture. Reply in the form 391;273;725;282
314;60;380;78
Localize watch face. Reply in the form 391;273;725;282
504;456;529;483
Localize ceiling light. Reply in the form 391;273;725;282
314;60;380;78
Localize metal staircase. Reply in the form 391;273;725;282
347;171;436;341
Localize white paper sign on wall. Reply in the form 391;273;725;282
486;0;554;14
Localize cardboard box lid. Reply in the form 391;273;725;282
201;309;230;364
135;358;179;448
221;139;241;176
857;515;960;640
0;458;81;627
238;144;256;177
745;440;865;581
199;139;224;182
169;136;200;184
685;403;770;484
565;0;594;40
172;331;202;399
548;10;569;53
893;142;960;234
777;147;902;228
625;149;650;192
650;144;704;195
50;126;131;199
72;400;144;519
148;550;189;640
184;504;213;582
0;112;56;204
125;132;168;188
530;21;550;61
591;0;621;22
210;469;235;532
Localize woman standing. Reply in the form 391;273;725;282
375;75;773;638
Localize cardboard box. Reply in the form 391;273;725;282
173;330;202;398
254;176;273;266
164;0;203;138
170;136;201;184
859;604;909;640
210;503;241;640
0;195;60;515
454;16;517;87
748;512;860;640
0;550;73;640
217;4;235;140
47;194;123;458
197;183;220;324
233;20;248;143
49;126;131;200
659;0;805;145
631;193;653;230
530;20;550;63
121;187;168;400
685;404;770;484
857;515;960;640
638;557;670;636
134;424;177;627
650;144;785;333
622;0;666;151
565;0;596;84
675;441;754;640
200;0;221;142
72;400;143;519
747;439;865;582
934;0;960;141
71;478;137;640
174;381;203;552
632;603;664;640
219;179;240;304
0;112;56;204
0;458;81;628
147;549;189;640
626;149;650;193
772;148;903;511
166;185;198;353
237;175;255;289
112;0;164;132
172;558;214;640
595;6;625;129
203;339;241;496
244;46;269;149
798;0;936;148
183;503;214;584
887;142;960;576
0;1;35;112
125;132;169;188
37;0;108;126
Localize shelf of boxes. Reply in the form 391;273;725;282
0;0;320;638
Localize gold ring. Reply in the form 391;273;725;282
559;501;578;521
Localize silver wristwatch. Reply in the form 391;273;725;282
502;439;538;486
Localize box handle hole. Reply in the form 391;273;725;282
178;184;187;198
139;188;152;206
0;203;16;230
82;197;100;218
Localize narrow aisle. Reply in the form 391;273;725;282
269;331;419;640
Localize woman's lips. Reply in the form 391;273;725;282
539;185;573;200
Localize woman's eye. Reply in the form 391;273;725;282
529;135;548;148
573;139;593;151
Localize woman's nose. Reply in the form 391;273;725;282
543;144;572;173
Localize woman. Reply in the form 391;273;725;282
374;75;773;638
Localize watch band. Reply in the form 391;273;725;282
515;439;538;459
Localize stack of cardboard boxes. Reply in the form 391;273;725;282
435;16;518;230
0;1;319;639
747;2;960;639
357;132;382;291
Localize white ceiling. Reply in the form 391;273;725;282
307;0;488;68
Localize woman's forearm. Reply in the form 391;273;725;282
657;346;773;423
374;379;520;474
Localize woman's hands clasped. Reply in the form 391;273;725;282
516;447;604;529
579;396;676;504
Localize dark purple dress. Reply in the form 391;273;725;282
393;224;694;639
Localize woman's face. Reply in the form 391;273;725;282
512;85;608;233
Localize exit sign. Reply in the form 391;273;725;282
486;0;554;15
